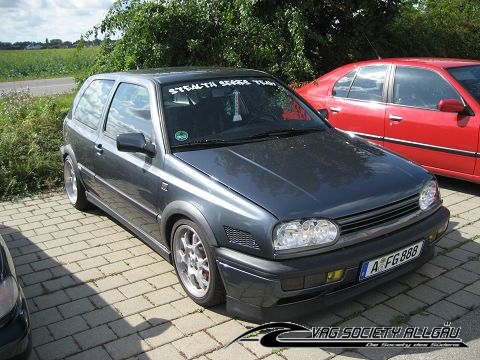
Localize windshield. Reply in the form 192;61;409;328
447;65;480;103
161;77;328;150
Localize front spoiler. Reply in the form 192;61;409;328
215;206;449;322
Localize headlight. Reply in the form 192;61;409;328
274;219;339;251
419;180;439;211
0;276;19;319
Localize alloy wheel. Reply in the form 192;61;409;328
173;224;211;298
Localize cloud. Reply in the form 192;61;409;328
0;0;24;7
50;0;114;9
0;0;115;43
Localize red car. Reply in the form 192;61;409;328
296;58;480;183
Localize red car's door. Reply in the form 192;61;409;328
384;66;478;178
326;98;386;146
325;65;388;146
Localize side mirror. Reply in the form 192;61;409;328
117;133;155;156
438;99;465;113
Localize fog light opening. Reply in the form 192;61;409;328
281;277;305;291
438;220;449;235
326;269;345;283
427;230;438;243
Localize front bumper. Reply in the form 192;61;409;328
0;284;31;360
215;206;450;322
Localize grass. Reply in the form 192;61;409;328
389;314;411;326
0;90;73;200
389;307;426;326
271;348;286;355
437;238;474;256
0;47;99;82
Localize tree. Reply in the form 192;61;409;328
49;39;63;48
85;0;480;83
87;0;316;82
385;0;480;58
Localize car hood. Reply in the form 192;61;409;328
174;130;430;220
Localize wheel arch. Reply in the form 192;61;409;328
60;146;88;189
60;144;75;161
160;200;219;254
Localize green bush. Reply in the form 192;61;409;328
0;91;72;200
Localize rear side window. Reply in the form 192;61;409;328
74;79;115;129
347;65;387;101
333;70;356;97
393;67;461;110
104;83;153;141
333;65;387;102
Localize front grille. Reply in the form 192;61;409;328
336;195;420;235
224;226;260;249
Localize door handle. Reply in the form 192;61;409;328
330;106;341;113
388;115;403;121
95;144;103;154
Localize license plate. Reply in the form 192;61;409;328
359;241;424;281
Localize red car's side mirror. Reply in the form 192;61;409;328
438;99;465;113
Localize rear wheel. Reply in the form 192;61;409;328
63;155;89;210
171;219;225;307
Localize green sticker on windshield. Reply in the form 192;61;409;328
175;131;189;141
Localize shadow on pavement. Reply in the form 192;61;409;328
437;176;480;196
1;222;177;360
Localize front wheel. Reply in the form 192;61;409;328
63;155;89;210
171;219;225;307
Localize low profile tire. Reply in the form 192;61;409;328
63;155;89;210
171;219;225;307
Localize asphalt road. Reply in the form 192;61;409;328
0;77;76;96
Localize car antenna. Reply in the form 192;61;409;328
363;32;381;59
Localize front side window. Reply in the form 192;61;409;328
161;78;327;149
74;79;115;129
393;67;461;110
104;83;153;141
447;65;480;103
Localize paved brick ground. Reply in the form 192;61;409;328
1;177;479;360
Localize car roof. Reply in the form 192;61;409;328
93;67;270;84
344;57;480;69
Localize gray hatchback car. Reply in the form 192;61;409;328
61;68;450;321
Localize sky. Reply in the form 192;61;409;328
0;0;116;43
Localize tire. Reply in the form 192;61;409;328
171;219;225;307
63;155;90;210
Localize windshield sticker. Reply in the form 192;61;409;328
168;79;277;95
232;90;242;122
175;131;189;141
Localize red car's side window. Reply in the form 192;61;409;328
332;70;356;97
333;65;388;102
393;67;462;110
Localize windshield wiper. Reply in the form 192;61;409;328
247;127;325;140
170;138;238;149
171;128;326;149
